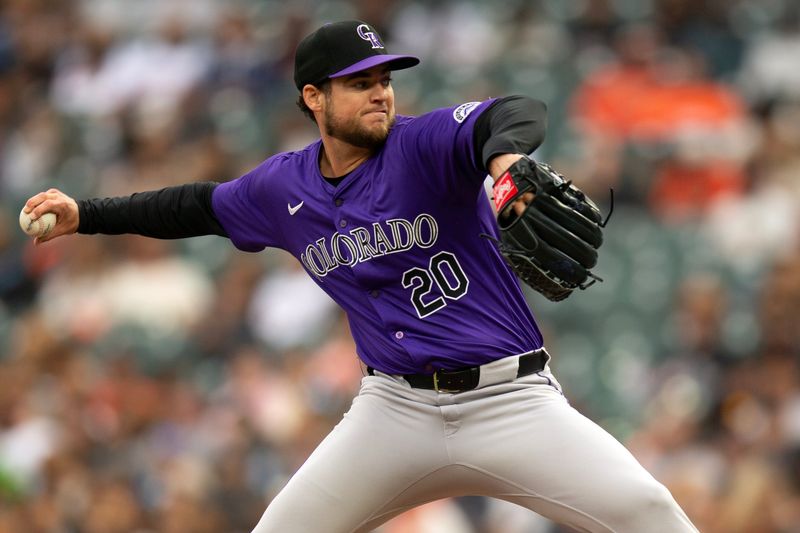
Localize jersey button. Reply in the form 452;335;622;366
335;198;343;207
394;331;404;340
339;219;347;228
370;290;380;298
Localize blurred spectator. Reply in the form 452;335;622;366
247;252;338;352
0;104;63;194
214;346;308;447
571;23;754;218
298;312;362;416
648;275;729;416
52;16;210;120
191;252;265;357
504;3;573;68
37;236;213;343
757;252;800;353
390;1;500;73
567;0;623;51
377;499;477;533
50;23;125;117
78;0;221;38
0;207;38;309
656;0;745;79
0;376;62;492
704;97;800;271
206;7;280;96
738;4;800;105
81;479;146;533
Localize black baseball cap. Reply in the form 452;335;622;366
294;20;420;90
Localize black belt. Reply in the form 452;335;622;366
367;350;548;393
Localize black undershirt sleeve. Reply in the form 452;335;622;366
77;181;228;239
472;95;548;171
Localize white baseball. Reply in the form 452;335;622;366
19;209;57;237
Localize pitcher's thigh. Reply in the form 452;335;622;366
251;379;448;533
457;388;697;532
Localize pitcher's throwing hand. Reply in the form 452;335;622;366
21;188;79;245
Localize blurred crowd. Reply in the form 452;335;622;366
0;0;799;531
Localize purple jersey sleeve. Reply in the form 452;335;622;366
393;99;497;201
211;158;285;252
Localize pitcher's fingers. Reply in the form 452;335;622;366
28;199;61;220
34;233;55;245
24;193;49;213
25;189;64;214
33;235;58;245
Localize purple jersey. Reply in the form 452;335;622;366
212;99;543;374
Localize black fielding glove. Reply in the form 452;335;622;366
490;157;609;301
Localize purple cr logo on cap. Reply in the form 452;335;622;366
357;24;384;49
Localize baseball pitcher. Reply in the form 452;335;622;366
23;20;698;533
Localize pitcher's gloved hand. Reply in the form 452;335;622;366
491;157;608;301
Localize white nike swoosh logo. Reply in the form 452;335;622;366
288;201;304;215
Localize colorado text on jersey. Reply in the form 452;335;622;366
300;213;439;277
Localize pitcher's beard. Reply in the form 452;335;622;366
325;109;395;150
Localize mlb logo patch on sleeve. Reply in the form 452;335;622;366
453;102;480;123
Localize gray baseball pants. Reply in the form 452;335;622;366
251;353;698;532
